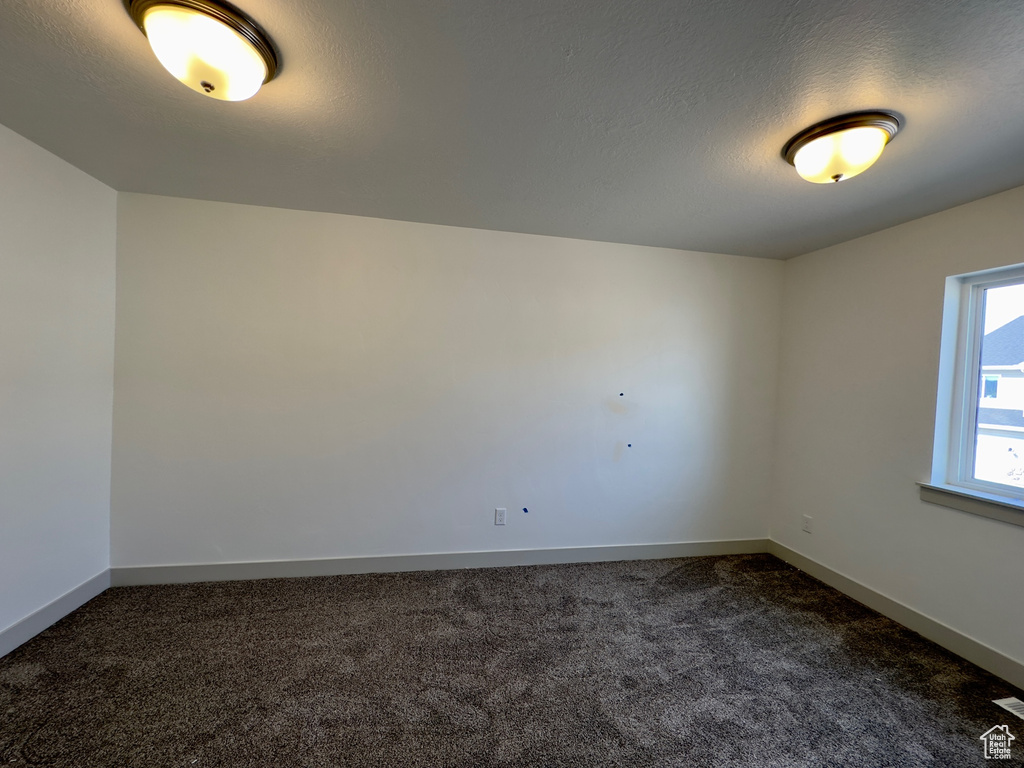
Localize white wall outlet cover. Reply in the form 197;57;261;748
494;508;507;526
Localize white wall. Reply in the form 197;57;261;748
111;193;783;567
0;124;116;634
5;121;1023;677
773;185;1024;667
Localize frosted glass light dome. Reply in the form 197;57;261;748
128;0;278;102
783;112;901;184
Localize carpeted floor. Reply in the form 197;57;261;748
1;554;1020;767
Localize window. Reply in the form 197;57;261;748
982;375;999;399
923;264;1024;526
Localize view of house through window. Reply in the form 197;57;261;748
973;282;1024;488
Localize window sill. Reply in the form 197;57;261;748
918;482;1024;528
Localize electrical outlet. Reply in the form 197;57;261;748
495;508;507;526
802;515;813;533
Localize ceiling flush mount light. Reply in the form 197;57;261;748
782;111;901;184
126;0;278;101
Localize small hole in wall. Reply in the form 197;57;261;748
523;508;529;513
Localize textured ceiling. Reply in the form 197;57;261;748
2;0;1024;258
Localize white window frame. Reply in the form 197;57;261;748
921;263;1024;527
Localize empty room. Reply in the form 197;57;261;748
2;0;1024;765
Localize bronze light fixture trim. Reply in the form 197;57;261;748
126;0;279;101
782;111;902;184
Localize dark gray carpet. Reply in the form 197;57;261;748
1;554;1020;767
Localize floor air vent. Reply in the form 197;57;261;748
993;697;1024;721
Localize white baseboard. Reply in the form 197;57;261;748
0;570;110;658
109;538;772;586
768;541;1024;691
8;541;1023;692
